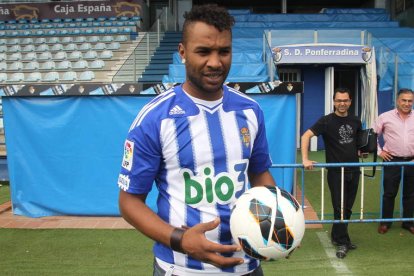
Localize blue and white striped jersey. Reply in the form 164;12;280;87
118;84;272;274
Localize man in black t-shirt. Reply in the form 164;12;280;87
301;87;362;259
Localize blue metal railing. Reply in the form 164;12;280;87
272;161;414;225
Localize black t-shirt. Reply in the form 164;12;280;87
310;113;362;171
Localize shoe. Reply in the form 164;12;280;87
378;225;389;234
332;240;357;250
347;243;357;250
336;245;348;259
402;225;414;234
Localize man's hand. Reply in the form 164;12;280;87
180;218;244;268
379;150;393;162
303;159;317;170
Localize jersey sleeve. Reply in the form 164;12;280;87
248;106;272;174
118;120;162;195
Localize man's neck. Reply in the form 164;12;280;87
334;111;348;117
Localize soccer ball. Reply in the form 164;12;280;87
230;186;305;260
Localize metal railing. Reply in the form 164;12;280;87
272;161;414;225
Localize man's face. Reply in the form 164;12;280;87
396;92;413;115
333;92;351;116
179;21;232;99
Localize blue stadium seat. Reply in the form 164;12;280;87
0;62;6;71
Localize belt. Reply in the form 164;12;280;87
391;155;414;161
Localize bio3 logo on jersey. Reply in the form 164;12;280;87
182;161;248;207
122;140;134;171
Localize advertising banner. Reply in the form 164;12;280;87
272;43;373;64
0;0;145;21
0;81;303;97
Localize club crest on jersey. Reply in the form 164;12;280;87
122;140;134;171
240;127;251;147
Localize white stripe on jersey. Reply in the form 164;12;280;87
219;109;244;172
228;87;259;104
129;89;175;130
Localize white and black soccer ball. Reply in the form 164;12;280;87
230;186;305;260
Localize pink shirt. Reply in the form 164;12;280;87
374;109;414;157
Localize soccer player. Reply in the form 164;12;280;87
118;4;276;275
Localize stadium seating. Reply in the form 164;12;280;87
26;72;42;82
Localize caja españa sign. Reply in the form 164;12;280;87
272;43;372;64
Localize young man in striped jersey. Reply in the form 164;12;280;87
118;4;276;275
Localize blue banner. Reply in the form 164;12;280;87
2;95;296;217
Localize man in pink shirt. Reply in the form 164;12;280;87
374;88;414;235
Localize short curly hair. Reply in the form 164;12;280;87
182;4;235;43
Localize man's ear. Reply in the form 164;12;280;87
178;43;185;62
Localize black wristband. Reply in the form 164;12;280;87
170;227;186;253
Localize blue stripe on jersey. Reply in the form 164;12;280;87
205;110;235;273
174;116;203;270
235;110;250;198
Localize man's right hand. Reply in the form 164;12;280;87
303;159;317;170
180;218;244;268
379;150;393;162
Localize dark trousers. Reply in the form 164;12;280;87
381;159;414;228
327;169;360;245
